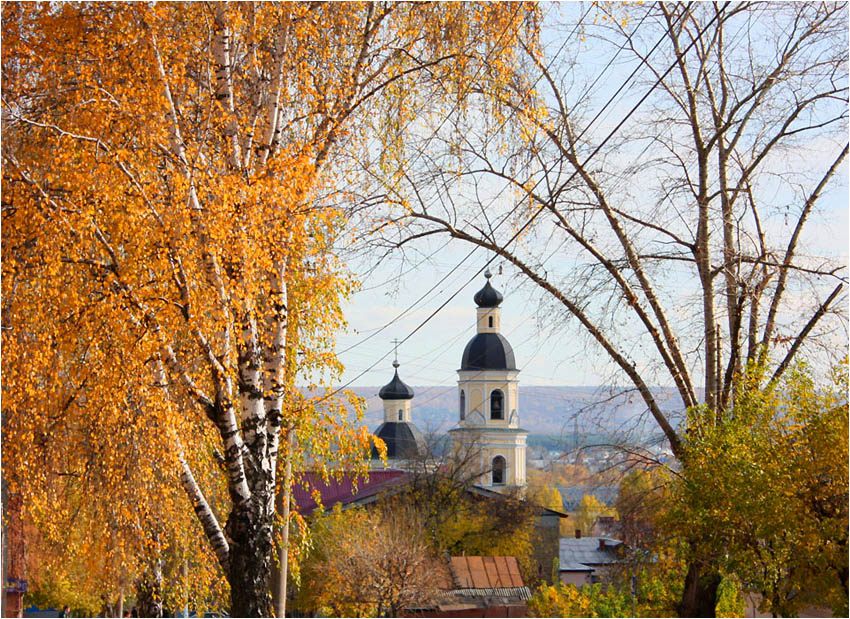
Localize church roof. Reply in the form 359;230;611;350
371;421;427;459
473;278;503;308
378;365;414;400
460;332;516;370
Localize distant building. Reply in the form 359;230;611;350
556;485;619;512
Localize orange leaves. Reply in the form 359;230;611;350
4;2;538;608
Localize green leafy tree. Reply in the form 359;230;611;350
671;361;849;617
529;573;683;618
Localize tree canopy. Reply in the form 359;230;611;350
672;360;849;617
2;2;538;615
357;3;847;612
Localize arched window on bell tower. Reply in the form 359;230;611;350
490;389;504;420
492;456;506;486
460;389;466;420
488;315;494;328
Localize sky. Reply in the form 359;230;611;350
333;3;849;389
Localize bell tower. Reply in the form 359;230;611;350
449;270;527;489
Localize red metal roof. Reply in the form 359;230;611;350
292;470;407;515
450;556;525;589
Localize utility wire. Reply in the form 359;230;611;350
319;3;725;407
337;3;597;354
340;4;680;365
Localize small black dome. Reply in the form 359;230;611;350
371;421;427;459
460;332;516;370
473;280;503;308
378;368;414;400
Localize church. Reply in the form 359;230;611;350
371;269;528;490
291;281;562;606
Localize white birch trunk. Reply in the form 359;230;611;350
263;261;288;487
151;355;231;572
239;309;269;492
213;6;242;171
256;30;288;169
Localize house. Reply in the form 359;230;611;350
559;535;624;586
292;469;409;516
292;469;568;586
405;556;531;618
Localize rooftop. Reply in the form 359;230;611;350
292;470;408;516
559;536;624;572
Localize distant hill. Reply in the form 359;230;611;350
348;385;689;439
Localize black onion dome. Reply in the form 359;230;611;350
378;367;414;400
460;332;516;370
473;280;503;308
371;421;427;459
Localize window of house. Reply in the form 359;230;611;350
460;390;466;420
490;389;504;420
492;456;506;485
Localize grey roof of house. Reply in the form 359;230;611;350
559;537;623;572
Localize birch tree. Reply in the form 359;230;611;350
1;3;537;616
361;3;847;614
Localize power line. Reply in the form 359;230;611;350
317;3;726;409
337;3;598;356
334;1;538;355
342;4;687;364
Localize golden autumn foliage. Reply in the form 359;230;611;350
526;483;564;514
2;2;538;615
293;504;442;618
575;493;618;537
435;493;539;585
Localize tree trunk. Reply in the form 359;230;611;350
677;559;722;617
227;508;275;617
181;560;189;618
135;562;163;618
272;429;294;617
